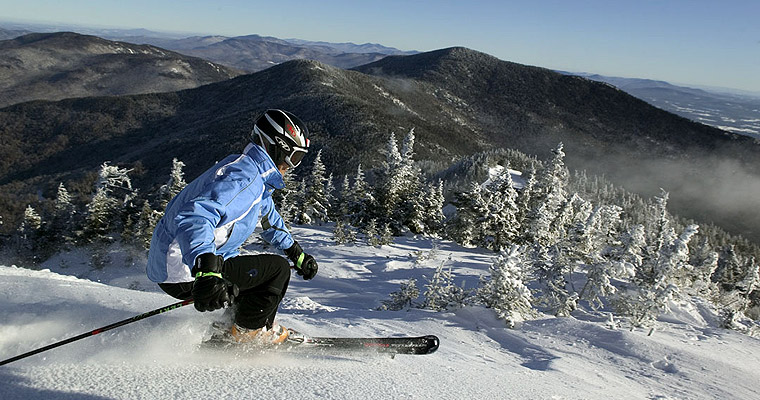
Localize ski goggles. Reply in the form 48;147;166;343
283;146;308;168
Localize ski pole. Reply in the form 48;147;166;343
0;299;193;366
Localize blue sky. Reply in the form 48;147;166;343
2;0;758;92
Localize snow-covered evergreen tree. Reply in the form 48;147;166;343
375;133;404;221
19;205;42;235
515;163;537;241
158;158;187;210
380;221;394;246
54;182;75;217
324;172;337;219
712;244;746;291
479;167;520;251
52;182;76;244
302;150;329;224
616;223;699;329
84;162;133;241
525;144;569;246
530;240;578;317
422;263;467;311
447;182;485;247
346;164;374;228
478;245;535;328
364;218;382;247
15;205;43;263
333;219;357;245
379;278;420;311
577;205;635;310
374;130;424;233
84;186;120;240
422;179;446;235
133;200;162;249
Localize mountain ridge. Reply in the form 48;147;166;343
0;31;244;108
1;47;759;241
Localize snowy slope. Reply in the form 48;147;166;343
2;225;760;400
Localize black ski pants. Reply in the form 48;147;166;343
159;254;291;330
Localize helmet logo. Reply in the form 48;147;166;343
275;136;291;152
285;123;298;138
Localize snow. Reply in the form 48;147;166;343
2;225;760;399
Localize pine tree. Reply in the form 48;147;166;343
525;143;569;246
364;218;382;246
84;187;119;240
447;182;484;247
133;200;162;249
577;205;634;310
478;245;535;328
397;129;426;233
16;205;43;264
333;219;357;244
379;278;420;311
375;131;426;233
480;167;520;251
325;172;337;219
376;133;404;222
532;243;578;317
84;162;133;241
158;158;187;210
422;179;446;234
616;224;699;329
380;221;394;246
422;263;467;311
52;182;76;244
302;149;329;224
713;244;745;291
347;164;374;228
516;163;537;241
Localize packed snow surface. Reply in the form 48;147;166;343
2;225;759;399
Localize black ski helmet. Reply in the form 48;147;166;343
251;109;310;168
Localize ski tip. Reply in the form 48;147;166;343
424;335;440;354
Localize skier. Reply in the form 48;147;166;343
146;109;319;345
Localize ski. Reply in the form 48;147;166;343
201;330;440;356
286;331;440;355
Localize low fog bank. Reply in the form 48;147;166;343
572;149;760;243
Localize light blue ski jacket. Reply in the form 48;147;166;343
146;143;294;283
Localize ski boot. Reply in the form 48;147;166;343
229;323;290;345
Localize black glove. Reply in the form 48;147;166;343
191;253;232;312
285;241;319;280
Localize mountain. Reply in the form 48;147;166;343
0;32;244;108
0;26;32;40
283;38;417;55
137;34;393;72
1;47;759;241
2;225;760;399
570;73;760;139
0;22;415;73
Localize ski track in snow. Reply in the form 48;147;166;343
2;225;760;400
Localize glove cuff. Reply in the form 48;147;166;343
192;253;223;276
285;241;304;264
194;271;223;279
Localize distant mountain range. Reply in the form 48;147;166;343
0;23;416;73
2;43;759;242
566;73;760;139
0;32;243;108
105;34;416;73
5;23;757;140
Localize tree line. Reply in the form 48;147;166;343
2;129;758;334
